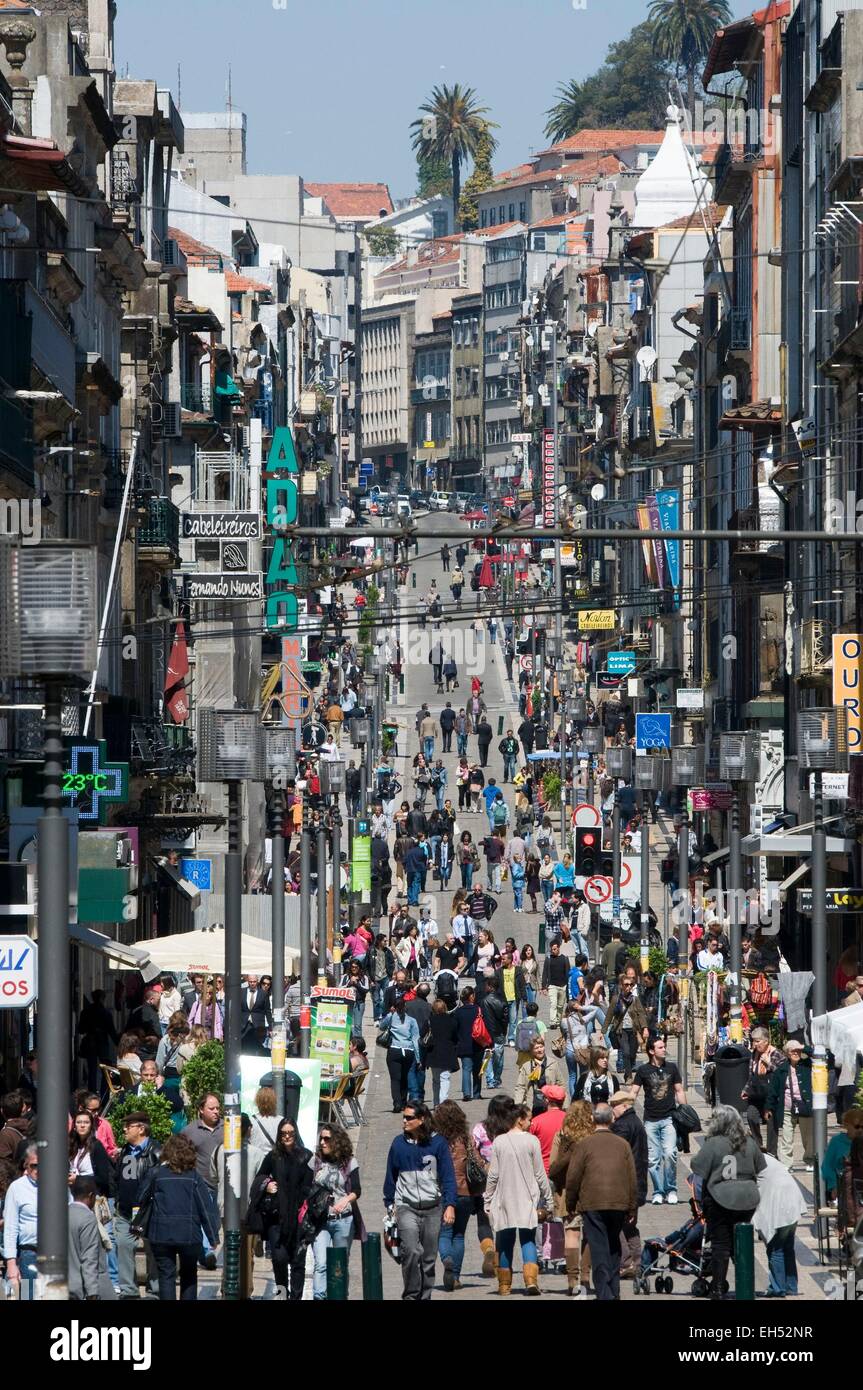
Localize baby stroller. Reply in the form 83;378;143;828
634;1196;710;1296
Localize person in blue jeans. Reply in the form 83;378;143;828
752;1153;809;1296
404;843;427;907
484;1107;553;1294
311;1128;362;1300
631;1037;685;1203
511;856;526;913
434;1100;482;1290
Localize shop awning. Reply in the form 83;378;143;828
778;860;811;893
69;923;159;980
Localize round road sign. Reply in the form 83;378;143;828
573;803;602;829
584;876;612;905
620;861;633;888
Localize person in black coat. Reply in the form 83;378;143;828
610;1089;649;1275
248;1119;315;1301
426;1000;459;1107
241;976;273;1054
77;991;119;1092
517;718;535;758
475;719;493;767
454;987;484;1102
68;1112;115;1198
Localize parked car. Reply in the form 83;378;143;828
395;496;413;518
429;491;452;512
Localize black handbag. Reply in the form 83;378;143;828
672;1102;702;1135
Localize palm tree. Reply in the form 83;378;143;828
410;85;497;229
544;78;587;145
648;0;732;117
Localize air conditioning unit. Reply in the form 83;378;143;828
163;401;182;438
162;237;182;271
499;353;510;363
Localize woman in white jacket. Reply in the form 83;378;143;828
484;1105;553;1296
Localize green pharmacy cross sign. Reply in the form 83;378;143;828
63;741;129;825
264;426;299;633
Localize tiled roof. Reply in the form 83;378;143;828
490;168;571;193
658;204;727;232
225;271;272;297
380;235;464;276
529;212;587;230
493;162;535;183
492;154;621;194
472;221;525;237
168;226;224;266
305;182;393;218
541;127;714;159
720;400;782;425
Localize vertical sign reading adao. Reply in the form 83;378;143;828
833;634;863;752
265;427;300;632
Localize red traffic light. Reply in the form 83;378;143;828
582;832;596;846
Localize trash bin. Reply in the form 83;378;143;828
713;1044;751;1113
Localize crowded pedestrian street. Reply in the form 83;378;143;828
1;0;861;1363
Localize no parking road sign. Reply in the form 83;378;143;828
583;876;612;906
0;936;37;1008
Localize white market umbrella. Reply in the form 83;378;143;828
811;1002;863;1072
132;925;298;978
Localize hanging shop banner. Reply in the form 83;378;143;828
596;671;622;690
181;512;260;541
184;572;263;602
646;494;666;591
636;504;657;584
808;772;849;800
310;985;354;1085
832;633;863;753
578;609;616;631
281;636;307;729
264;426;300;632
542;429;556;528
676;688;705;711
635;713;671;750
607;651;637;675
655;488;681;605
792;417;817;457
351;834;371;895
797;888;863;914
689;784;733;812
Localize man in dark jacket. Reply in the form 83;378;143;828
114;1112;161;1299
504;638;515;681
407;801;428;839
77;990;119;1092
241;976;273;1054
475;717;493;768
404;842;429;906
371;836;392;917
610;1089;648;1276
439;701;457;753
480;975;508;1090
0;1090;33;1169
498;731;520;782
126;989;161;1061
517;716;535;758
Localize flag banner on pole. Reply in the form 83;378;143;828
164;622;190;723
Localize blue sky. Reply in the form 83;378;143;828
116;0;755;201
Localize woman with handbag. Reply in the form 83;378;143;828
573;1046;621;1107
248;1118;315;1301
557;1000;600;1100
433;1100;489;1291
310;1127;363;1300
469;764;484;814
548;1099;595;1295
436;830;454;889
134;1134;221;1301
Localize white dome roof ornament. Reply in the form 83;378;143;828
632;103;711;229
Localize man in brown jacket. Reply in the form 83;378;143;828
565;1103;637;1300
0;1091;34;1169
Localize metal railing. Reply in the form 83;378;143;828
181;381;213;414
137;496;180;556
730;308;751;350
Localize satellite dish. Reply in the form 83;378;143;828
636;346;657;378
590;482;607;501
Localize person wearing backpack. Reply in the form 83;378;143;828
515;1004;544;1064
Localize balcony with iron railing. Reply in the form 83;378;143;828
181;380;213;414
730;307;751;351
137;496;181;565
714;140;765;202
729;505;784;584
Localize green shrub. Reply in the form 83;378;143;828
542;772;561;809
109;1087;174;1147
627;944;669;977
181;1040;225;1118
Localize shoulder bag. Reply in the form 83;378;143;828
465;1138;488;1194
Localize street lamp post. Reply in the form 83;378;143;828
264;729;297;1114
719;732;757;1045
0;542;99;1301
197;709;266;1300
671;743;704;1091
634;756;661;975
606;747;632;936
797;707;849;1171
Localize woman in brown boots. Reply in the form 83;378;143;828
549;1100;595;1296
484;1104;552;1295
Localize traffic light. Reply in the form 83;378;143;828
599;846;614;878
574;827;598;877
660;855;676;885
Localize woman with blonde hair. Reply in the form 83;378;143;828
249;1086;283;1152
548;1100;595;1296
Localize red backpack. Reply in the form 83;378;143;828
472;1008;492;1049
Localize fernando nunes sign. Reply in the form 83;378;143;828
0;936;37;1008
